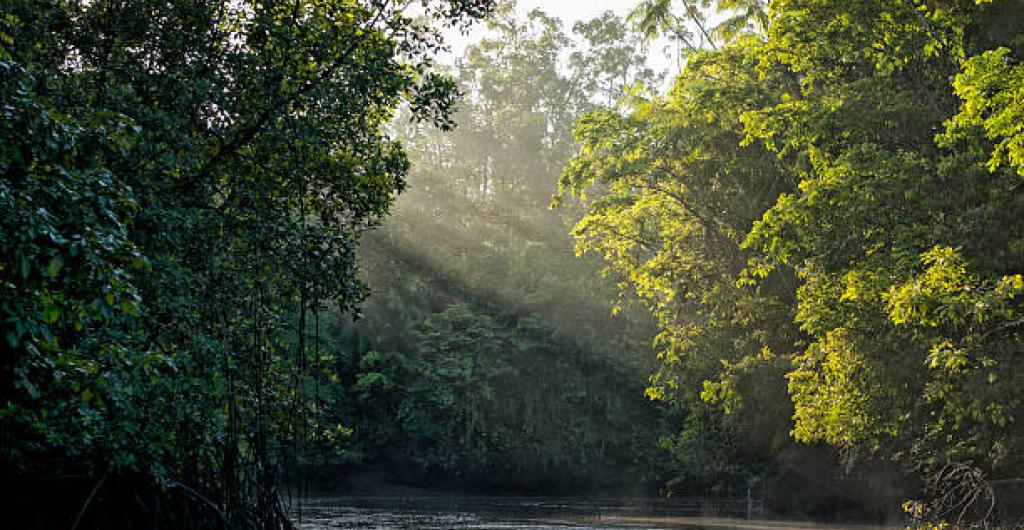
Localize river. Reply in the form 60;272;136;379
290;496;895;530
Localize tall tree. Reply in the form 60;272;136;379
743;0;1024;524
562;0;1024;523
0;1;492;528
557;33;806;499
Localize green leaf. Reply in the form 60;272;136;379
46;256;63;278
42;304;60;324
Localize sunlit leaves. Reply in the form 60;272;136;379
941;47;1024;174
569;0;1023;519
788;328;878;445
559;38;800;459
738;3;1024;522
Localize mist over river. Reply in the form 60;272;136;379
290;497;895;530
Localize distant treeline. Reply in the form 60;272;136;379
314;4;674;495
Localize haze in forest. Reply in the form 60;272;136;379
3;1;1024;530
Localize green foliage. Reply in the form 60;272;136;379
341;303;666;488
0;0;492;527
559;33;799;423
320;4;675;492
743;0;1024;479
564;0;1024;524
628;0;767;51
942;47;1024;173
557;30;816;497
0;55;152;473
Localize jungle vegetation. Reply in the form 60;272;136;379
558;0;1024;526
2;0;1023;529
1;0;494;528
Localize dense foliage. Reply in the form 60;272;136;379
5;0;1023;527
321;5;676;493
0;1;492;528
560;0;1024;526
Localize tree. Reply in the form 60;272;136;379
557;33;807;497
742;2;1024;524
0;1;493;528
323;4;675;492
562;0;1024;523
628;0;768;52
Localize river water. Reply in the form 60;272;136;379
290;497;893;530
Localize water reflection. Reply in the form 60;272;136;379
293;505;624;530
291;497;893;530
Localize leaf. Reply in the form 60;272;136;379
43;304;60;324
46;256;63;278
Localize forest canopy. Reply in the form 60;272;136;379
559;0;1024;526
2;0;1024;529
1;1;494;528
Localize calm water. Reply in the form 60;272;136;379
290;497;893;530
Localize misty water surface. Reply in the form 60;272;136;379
290;497;894;530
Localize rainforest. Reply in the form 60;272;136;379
2;0;1023;529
